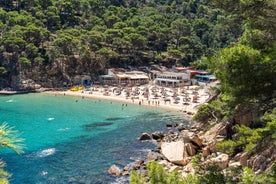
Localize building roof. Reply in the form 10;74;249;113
150;70;161;74
195;74;216;79
158;72;188;77
175;67;187;71
125;71;146;75
155;78;181;83
116;74;128;78
117;74;149;79
100;75;115;78
189;70;208;74
129;75;149;79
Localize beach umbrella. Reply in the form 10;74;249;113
164;97;171;101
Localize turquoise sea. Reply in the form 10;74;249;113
0;93;188;183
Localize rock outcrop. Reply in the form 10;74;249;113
160;131;202;167
206;153;229;169
233;104;261;126
249;145;276;172
112;118;275;179
181;130;203;147
11;76;42;91
161;141;188;166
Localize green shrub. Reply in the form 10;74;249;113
130;161;199;184
193;104;212;122
130;170;146;184
193;100;228;123
198;166;225;184
239;165;276;184
216;139;238;155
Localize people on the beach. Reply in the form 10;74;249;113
50;83;210;114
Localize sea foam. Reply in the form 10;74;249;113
36;148;56;158
58;127;70;131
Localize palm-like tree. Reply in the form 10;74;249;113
0;122;24;184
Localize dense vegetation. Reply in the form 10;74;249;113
0;0;242;88
194;0;276;182
131;0;276;183
1;0;275;183
209;0;275;167
130;161;276;184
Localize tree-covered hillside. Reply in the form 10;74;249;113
0;0;242;88
130;0;276;182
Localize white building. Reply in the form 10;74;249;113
99;69;149;86
154;72;190;87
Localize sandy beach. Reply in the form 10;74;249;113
45;84;211;116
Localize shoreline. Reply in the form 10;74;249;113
44;84;211;117
45;90;184;113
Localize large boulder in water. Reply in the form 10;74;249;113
108;165;122;176
139;133;152;141
151;131;165;140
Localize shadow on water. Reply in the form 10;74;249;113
82;122;113;131
105;117;125;121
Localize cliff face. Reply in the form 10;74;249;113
233;103;263;127
10;76;42;91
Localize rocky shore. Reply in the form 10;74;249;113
108;119;276;180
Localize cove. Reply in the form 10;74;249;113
0;93;188;183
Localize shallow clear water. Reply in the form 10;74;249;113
0;93;188;183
